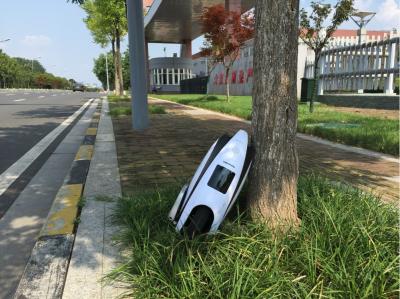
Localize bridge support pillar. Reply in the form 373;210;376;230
126;0;149;130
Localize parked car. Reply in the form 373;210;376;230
72;83;85;92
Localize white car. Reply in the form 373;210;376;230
169;130;252;238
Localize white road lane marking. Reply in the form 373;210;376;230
0;98;95;197
14;99;26;102
38;96;45;99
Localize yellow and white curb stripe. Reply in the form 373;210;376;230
40;110;100;237
15;101;102;298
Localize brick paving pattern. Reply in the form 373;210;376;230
111;99;399;203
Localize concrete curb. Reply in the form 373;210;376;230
62;98;126;298
14;100;102;299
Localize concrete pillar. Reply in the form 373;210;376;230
126;0;149;130
180;39;192;58
357;28;367;45
145;39;150;91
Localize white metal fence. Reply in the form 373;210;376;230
304;37;399;95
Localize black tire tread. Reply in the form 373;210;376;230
185;206;213;238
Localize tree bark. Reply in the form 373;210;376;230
115;30;124;96
225;67;230;102
111;38;117;94
247;0;300;229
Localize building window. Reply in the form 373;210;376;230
174;69;179;85
168;69;173;85
180;69;184;81
162;69;167;85
153;69;157;86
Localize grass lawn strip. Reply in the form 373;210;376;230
107;174;398;298
152;94;399;156
108;98;166;117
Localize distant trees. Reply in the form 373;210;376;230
93;48;130;91
93;52;115;91
299;0;354;112
82;0;127;96
201;4;255;101
0;50;71;89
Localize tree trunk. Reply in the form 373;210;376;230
310;54;320;113
247;0;300;229
111;39;117;94
115;30;124;96
225;67;230;102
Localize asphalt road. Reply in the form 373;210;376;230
0;89;99;174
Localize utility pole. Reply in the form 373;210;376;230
105;53;110;92
126;0;149;130
31;56;41;72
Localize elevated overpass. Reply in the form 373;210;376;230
144;0;254;44
127;0;255;130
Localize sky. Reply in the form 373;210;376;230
0;0;399;86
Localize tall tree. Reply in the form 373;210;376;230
247;0;300;229
201;4;254;102
299;0;354;112
82;0;127;96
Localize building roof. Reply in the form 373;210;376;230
332;29;389;38
144;0;254;43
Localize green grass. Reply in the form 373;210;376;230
109;103;166;117
297;103;399;156
108;175;398;298
108;95;167;117
152;94;399;156
153;94;252;120
108;94;131;103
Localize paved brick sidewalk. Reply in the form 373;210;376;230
111;98;399;203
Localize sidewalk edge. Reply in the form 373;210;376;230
14;99;101;299
149;96;399;164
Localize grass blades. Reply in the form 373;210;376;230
153;94;252;120
109;103;166;117
108;175;399;298
152;94;399;156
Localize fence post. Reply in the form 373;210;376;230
358;45;365;93
317;53;325;95
384;40;396;94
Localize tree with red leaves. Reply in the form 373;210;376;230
201;4;254;102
